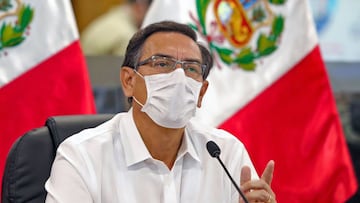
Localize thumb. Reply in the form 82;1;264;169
240;165;251;186
261;160;275;185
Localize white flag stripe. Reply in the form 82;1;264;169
142;0;186;27
0;0;78;87
143;0;318;126
196;1;319;126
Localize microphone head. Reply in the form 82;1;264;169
206;141;221;158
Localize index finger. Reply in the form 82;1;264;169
261;160;275;185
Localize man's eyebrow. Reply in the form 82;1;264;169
152;53;173;58
182;58;202;64
152;53;202;64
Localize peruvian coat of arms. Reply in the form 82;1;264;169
189;0;286;71
0;0;34;54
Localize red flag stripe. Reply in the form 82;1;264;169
219;46;357;202
0;40;96;186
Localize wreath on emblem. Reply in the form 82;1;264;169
189;0;286;71
0;0;34;51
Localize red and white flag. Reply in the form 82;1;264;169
0;0;96;185
143;0;358;202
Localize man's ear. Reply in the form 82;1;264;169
197;80;209;108
120;67;136;97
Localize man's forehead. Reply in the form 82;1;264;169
141;32;202;59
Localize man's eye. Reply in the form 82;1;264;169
185;67;197;73
184;65;201;74
154;60;172;68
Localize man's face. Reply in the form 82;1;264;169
132;32;204;106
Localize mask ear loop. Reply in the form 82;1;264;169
133;69;145;79
132;96;144;107
132;69;145;107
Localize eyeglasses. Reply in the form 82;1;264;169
136;55;205;80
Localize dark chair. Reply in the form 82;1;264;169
1;114;114;203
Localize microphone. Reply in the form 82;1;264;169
206;141;249;203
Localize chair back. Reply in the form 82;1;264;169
1;114;114;203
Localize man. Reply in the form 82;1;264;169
81;0;152;56
45;21;276;203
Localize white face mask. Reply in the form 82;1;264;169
133;68;203;128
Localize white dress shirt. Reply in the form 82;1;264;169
45;109;258;203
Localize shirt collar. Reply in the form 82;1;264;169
176;128;201;164
121;108;152;167
120;109;201;167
